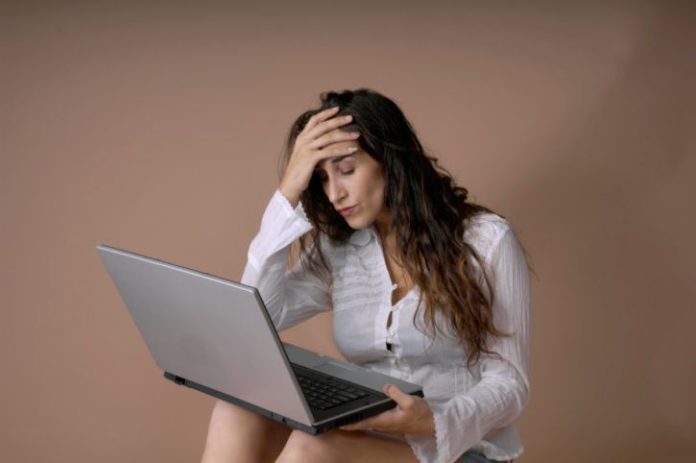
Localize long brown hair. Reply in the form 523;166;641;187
281;88;506;367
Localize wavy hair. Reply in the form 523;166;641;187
281;88;506;366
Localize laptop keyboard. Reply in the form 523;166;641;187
294;369;370;411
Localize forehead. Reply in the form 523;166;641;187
315;152;361;170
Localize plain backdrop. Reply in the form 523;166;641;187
2;1;695;462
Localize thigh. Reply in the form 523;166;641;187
280;429;419;463
259;418;292;463
203;399;292;463
458;450;513;463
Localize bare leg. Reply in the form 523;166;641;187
275;429;419;463
200;399;291;463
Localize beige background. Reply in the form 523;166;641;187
2;1;695;462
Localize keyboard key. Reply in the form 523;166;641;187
294;369;372;411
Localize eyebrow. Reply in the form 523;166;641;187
329;154;355;164
315;154;356;171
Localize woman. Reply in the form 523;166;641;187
202;89;531;463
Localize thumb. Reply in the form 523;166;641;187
383;384;414;409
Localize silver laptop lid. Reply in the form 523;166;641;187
97;245;312;425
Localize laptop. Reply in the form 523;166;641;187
96;244;423;434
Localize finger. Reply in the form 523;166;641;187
306;113;354;140
383;384;416;410
309;127;360;151
304;106;340;132
340;410;399;431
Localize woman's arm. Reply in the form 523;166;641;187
241;190;332;331
406;226;531;462
242;106;358;330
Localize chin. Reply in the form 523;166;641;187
343;216;362;229
344;220;362;230
345;215;374;230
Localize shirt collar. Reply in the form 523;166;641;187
348;227;373;247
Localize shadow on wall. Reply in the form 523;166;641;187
510;2;695;460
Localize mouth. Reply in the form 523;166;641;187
337;205;357;217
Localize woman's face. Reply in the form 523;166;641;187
315;149;388;230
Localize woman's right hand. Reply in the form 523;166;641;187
279;106;360;207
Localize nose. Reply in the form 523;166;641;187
325;176;346;205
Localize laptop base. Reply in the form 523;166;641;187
163;371;400;434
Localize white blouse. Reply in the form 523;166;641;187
241;190;531;463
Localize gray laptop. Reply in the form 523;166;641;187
96;244;423;434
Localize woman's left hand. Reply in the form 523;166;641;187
340;384;435;436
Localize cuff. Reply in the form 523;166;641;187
246;190;313;270
274;189;311;224
405;407;450;463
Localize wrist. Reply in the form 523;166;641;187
423;415;435;436
417;408;436;436
427;412;436;436
278;185;301;209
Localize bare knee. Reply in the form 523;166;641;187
276;430;335;463
207;400;255;441
210;398;255;419
203;400;290;463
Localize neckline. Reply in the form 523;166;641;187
391;285;416;309
368;228;416;308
